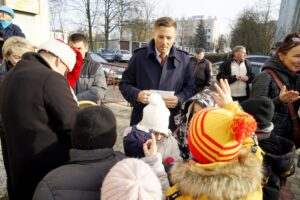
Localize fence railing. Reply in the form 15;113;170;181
99;62;128;104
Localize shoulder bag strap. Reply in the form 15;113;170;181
265;69;300;141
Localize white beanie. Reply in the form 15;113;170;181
101;158;162;200
139;93;170;135
38;39;76;72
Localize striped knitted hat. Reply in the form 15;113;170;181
188;107;257;164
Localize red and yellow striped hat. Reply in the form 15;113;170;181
188;107;257;164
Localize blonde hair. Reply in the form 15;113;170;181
154;17;177;29
2;36;34;59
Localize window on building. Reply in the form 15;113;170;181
207;29;211;33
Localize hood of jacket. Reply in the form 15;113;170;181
170;148;263;200
262;55;299;80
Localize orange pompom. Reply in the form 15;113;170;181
230;112;257;143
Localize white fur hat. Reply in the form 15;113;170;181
101;158;162;200
38;39;76;71
140;93;170;135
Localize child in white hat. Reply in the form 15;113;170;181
123;92;182;162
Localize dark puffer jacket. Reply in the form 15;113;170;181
251;55;300;140
33;148;125;200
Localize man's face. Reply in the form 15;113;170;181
196;52;205;60
233;48;246;62
68;41;88;59
153;26;176;55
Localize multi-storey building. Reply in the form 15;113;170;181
175;15;220;52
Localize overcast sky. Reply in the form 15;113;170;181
154;0;282;34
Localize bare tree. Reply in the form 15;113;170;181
101;0;119;49
66;0;101;51
116;0;136;40
48;0;68;40
125;0;157;42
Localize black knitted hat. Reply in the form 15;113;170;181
241;96;275;130
71;106;117;149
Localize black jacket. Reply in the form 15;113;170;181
251;55;300;140
216;58;254;97
33;148;125;200
0;52;79;200
189;57;212;92
119;39;196;130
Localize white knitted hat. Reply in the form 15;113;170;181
101;158;162;200
38;39;76;71
139;93;170;135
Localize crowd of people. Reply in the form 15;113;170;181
0;6;299;200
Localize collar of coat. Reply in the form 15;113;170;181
146;39;181;67
170;147;263;200
69;148;115;163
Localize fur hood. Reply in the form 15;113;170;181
170;148;263;200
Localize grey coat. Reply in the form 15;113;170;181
33;148;125;200
74;53;107;104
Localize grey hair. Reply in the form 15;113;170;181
232;45;246;53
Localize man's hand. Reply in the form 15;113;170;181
279;85;300;103
240;75;249;82
137;90;151;104
143;134;157;157
212;79;233;107
162;95;178;108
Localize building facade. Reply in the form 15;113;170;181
275;0;300;42
0;0;50;47
175;15;220;53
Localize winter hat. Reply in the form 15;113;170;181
101;158;162;200
139;93;170;135
123;127;152;158
38;39;76;72
241;96;274;131
188;105;257;164
0;6;15;19
71;106;117;149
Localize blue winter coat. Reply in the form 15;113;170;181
0;23;25;59
119;39;196;130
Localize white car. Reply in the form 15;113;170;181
114;50;132;62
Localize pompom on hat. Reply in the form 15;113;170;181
38;39;76;72
101;158;162;200
188;106;257;164
0;6;15;18
139;93;170;135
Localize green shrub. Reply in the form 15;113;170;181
205;53;230;63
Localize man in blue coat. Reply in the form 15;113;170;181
119;17;196;131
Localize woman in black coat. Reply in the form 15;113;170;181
251;32;300;145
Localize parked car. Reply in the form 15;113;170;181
95;48;115;62
89;52;124;85
212;55;271;76
114;49;132;62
